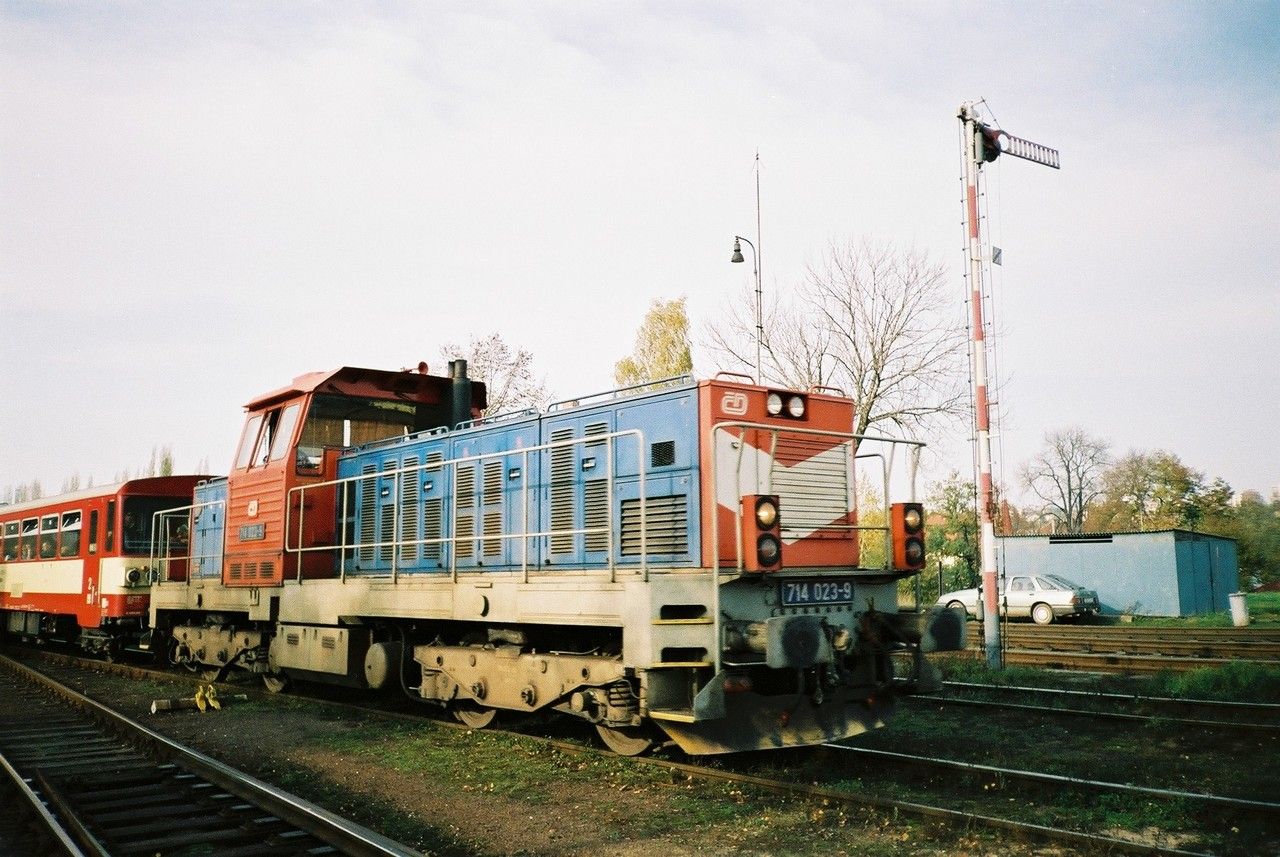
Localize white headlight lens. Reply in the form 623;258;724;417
787;395;805;418
756;498;778;528
766;392;783;415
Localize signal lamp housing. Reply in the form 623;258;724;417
891;502;926;572
741;494;782;573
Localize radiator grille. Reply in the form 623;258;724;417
483;511;503;557
483;460;502;505
584;480;608;552
424;498;443;561
400;455;420;562
358;463;377;564
378;461;396;563
456;464;475;559
549;428;575;554
771;438;853;534
621;495;688;556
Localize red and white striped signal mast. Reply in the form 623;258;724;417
958;102;1059;668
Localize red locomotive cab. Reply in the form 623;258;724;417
223;365;487;586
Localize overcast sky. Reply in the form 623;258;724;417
2;2;1277;504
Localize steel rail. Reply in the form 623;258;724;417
827;745;1280;815
944;680;1280;713
14;648;1216;857
910;693;1280;732
0;653;422;857
0;751;86;856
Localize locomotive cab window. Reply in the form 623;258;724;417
234;414;264;470
295;394;435;474
121;496;190;555
60;511;82;557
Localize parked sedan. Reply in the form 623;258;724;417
936;574;1100;625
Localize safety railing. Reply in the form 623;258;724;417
149;499;225;584
284;428;652;584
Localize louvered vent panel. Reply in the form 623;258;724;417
549;427;575;554
378;461;396;563
771;439;852;533
456;464;476;559
483;460;502;505
400;456;420;562
584;480;609;552
245;561;259;580
358;463;377;564
483;511;503;557
229;563;243;581
621;495;689;556
585;422;609;446
260;560;274;581
423;498;443;561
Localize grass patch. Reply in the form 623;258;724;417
1133;591;1280;627
1146;660;1280;703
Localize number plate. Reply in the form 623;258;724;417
780;579;854;607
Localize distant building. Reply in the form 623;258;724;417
997;530;1238;618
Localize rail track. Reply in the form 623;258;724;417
8;647;1256;856
911;680;1280;732
957;621;1280;673
0;653;421;857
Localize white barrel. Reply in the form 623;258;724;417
1229;592;1249;627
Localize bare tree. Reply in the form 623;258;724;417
1019;428;1111;534
440;332;551;416
704;238;967;437
615;297;693;386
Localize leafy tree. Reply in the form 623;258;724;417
704;238;967;438
614;297;693;386
1089;450;1205;531
926;472;979;591
440;332;550;416
1019;428;1110;534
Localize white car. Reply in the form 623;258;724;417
936;574;1100;625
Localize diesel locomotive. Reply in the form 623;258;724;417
8;361;964;754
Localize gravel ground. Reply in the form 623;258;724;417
4;650;1071;857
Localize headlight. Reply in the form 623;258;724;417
766;392;783;415
755;497;778;528
786;395;805;418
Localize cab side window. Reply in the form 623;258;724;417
270;403;301;462
234;415;264;470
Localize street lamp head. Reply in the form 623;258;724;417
730;238;744;264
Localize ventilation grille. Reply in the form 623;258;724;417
621;495;689;556
483;511;503;557
584;480;608;552
228;560;273;581
483;460;502;505
771;439;852;533
358;463;377;564
456;464;475;559
401;455;420;562
585;422;609;447
378;461;396;563
424;498;443;561
651;441;675;468
549;427;575;554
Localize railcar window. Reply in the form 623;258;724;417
121;496;189;555
2;521;17;560
21;518;37;559
269;403;301;462
88;510;99;554
106;500;116;552
234;415;264;470
39;514;58;559
60;511;82;557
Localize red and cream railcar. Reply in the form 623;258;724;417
0;476;202;655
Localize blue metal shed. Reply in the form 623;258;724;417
996;530;1238;617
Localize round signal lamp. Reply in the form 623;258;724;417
903;507;923;531
755;498;778;528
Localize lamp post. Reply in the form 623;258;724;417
730;235;762;384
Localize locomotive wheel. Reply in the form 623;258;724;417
453;702;498;729
595;724;654;756
262;673;290;694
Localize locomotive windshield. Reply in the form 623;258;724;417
295;393;446;469
121;496;190;555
